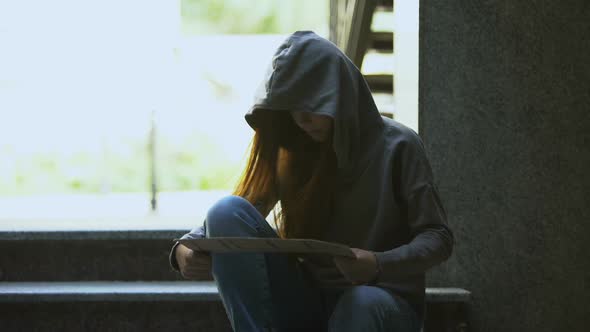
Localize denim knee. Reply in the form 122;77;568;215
328;286;418;331
333;286;398;313
205;195;261;237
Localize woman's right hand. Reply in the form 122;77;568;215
175;243;213;280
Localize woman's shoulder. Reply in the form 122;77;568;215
381;117;425;149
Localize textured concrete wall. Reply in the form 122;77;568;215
419;1;589;332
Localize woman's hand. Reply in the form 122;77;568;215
333;248;378;285
175;243;213;280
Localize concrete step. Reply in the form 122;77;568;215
0;281;230;331
0;281;471;303
0;281;220;303
0;231;186;281
0;282;231;332
0;281;470;332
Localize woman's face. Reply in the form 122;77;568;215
289;111;333;142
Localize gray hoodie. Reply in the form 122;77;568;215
171;31;453;318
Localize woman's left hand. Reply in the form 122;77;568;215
333;248;379;285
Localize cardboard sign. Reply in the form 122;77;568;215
176;237;355;258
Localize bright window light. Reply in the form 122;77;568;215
0;0;328;228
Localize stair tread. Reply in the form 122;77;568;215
365;74;394;93
371;31;393;38
376;0;393;12
370;31;393;51
0;281;471;303
365;73;394;78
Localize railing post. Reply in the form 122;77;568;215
149;110;158;212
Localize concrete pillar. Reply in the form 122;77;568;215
419;1;589;331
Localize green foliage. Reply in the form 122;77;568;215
0;134;244;195
181;0;328;35
156;133;243;192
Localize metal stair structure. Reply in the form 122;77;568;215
330;0;394;117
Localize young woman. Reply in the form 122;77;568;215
169;31;453;332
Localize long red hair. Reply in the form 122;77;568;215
232;110;336;239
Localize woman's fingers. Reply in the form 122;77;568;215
177;245;212;280
184;256;211;279
182;265;213;280
186;251;212;266
332;257;358;283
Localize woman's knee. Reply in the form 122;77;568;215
205;195;259;236
333;286;397;313
329;286;418;331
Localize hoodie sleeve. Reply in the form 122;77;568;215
169;223;206;272
374;131;454;280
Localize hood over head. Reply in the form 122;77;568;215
245;31;384;180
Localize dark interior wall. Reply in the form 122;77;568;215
419;1;589;332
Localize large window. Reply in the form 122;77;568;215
0;0;416;229
0;0;328;229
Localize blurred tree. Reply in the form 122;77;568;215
181;0;328;35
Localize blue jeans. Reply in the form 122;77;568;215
205;195;421;332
